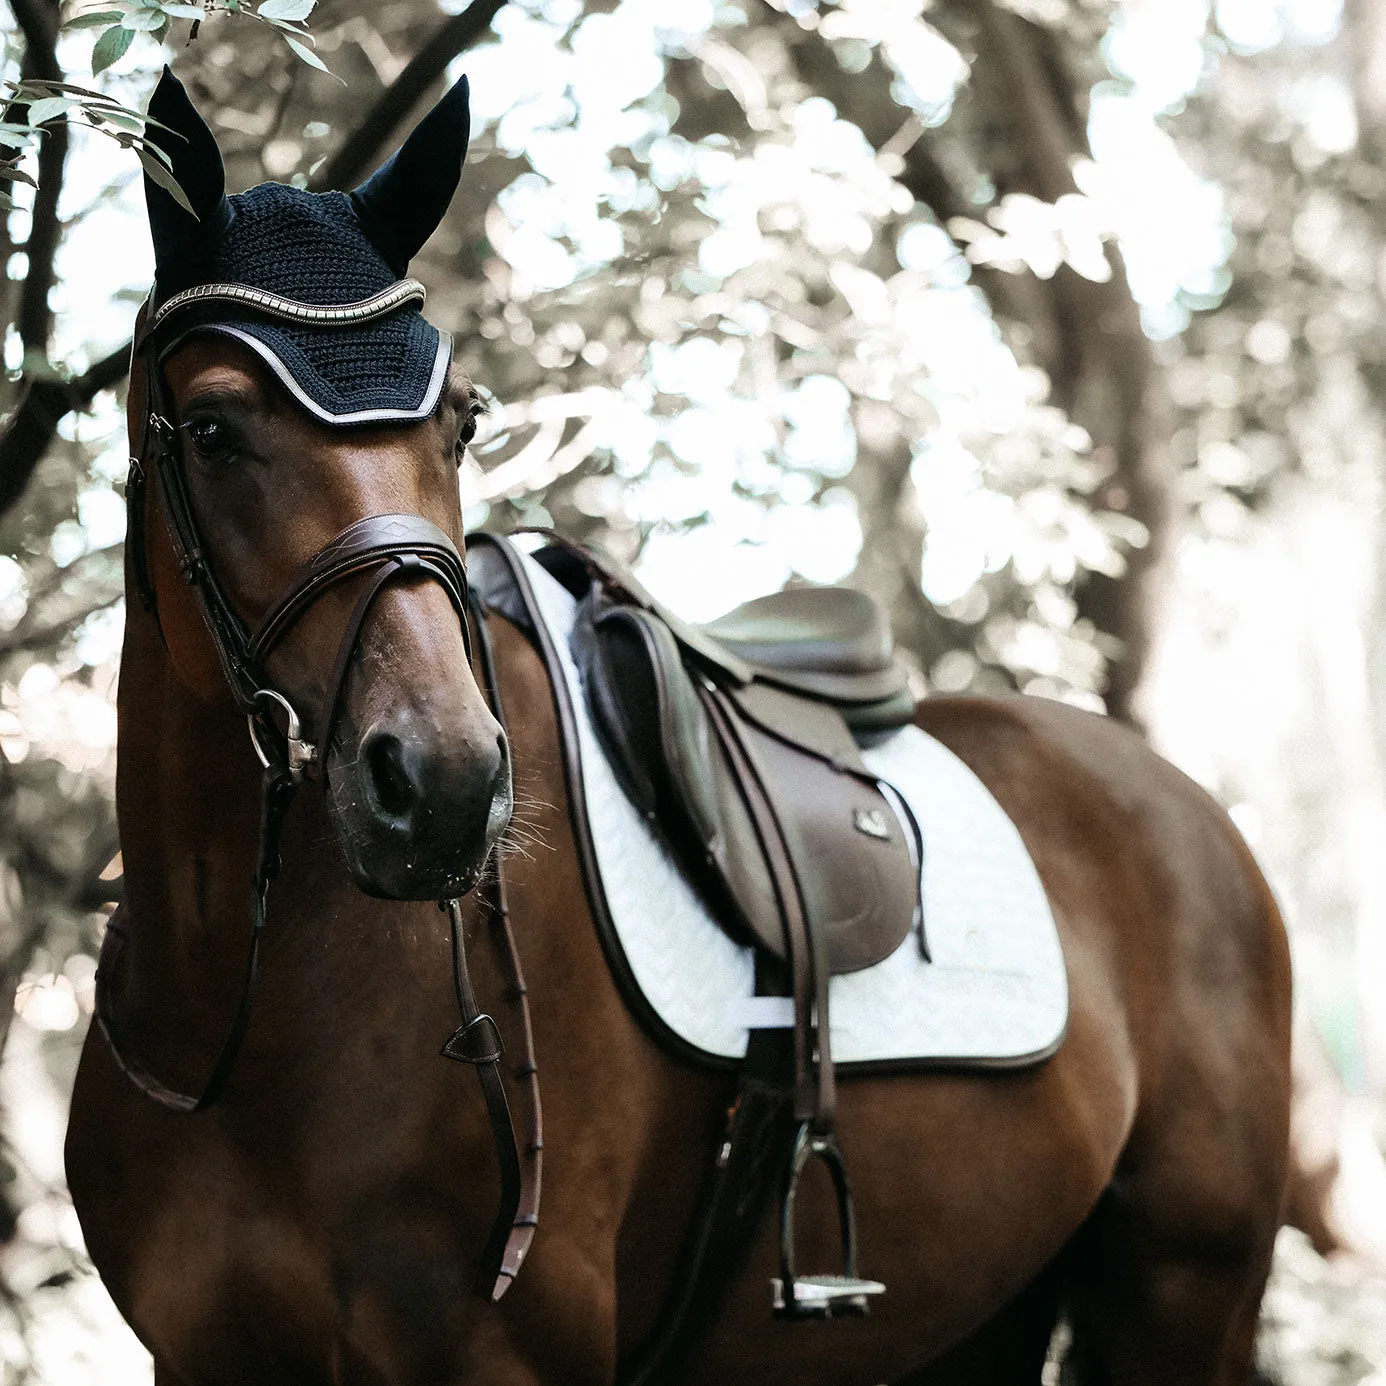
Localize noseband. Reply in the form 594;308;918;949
98;286;537;1301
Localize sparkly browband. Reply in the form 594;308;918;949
143;277;428;340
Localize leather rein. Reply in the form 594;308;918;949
96;285;539;1301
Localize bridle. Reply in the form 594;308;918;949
97;281;539;1301
125;279;472;772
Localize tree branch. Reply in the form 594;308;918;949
9;0;66;359
0;0;510;521
7;0;58;69
310;0;507;192
0;342;129;518
955;0;1171;725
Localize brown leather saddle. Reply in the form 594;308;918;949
572;570;922;975
527;539;925;1322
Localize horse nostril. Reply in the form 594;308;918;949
365;732;416;820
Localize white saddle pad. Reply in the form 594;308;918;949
517;547;1068;1069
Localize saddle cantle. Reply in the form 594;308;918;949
701;585;917;730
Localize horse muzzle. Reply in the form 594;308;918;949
327;703;513;900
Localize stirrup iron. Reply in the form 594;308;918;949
771;1122;885;1320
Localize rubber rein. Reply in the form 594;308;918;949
95;283;540;1302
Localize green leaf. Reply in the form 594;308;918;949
13;80;126;102
132;134;172;164
152;17;169;41
90;108;143;132
120;9;167;28
136;146;195;215
0;166;37;187
62;10;125;29
25;97;72;125
0;191;15;211
258;0;314;19
283;35;330;72
91;25;135;74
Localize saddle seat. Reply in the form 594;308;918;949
699;588;915;734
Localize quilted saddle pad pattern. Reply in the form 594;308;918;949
518;545;1069;1069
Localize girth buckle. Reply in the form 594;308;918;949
248;688;317;784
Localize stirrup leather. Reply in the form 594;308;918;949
771;1122;886;1320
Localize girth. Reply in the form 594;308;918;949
101;291;538;1304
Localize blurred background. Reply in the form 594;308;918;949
0;0;1382;1378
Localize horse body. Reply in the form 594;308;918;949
69;592;1291;1384
66;67;1291;1386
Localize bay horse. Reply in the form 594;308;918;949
65;69;1292;1386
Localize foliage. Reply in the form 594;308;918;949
0;0;326;230
69;0;324;73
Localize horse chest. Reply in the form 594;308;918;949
72;1058;507;1383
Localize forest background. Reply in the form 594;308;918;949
0;0;1381;1378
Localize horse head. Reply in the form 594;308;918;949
130;68;511;902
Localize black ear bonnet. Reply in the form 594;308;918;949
142;68;470;424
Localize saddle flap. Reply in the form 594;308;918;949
572;598;721;850
710;690;917;974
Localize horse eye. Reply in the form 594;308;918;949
185;416;236;461
457;403;486;454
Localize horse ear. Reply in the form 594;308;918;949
144;67;230;286
350;74;470;276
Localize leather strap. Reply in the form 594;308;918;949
460;590;544;1300
95;760;297;1113
702;687;834;1128
441;898;525;1301
108;304;539;1304
247;513;470;672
